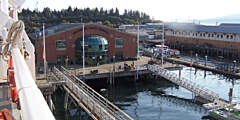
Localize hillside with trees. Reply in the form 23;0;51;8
19;7;156;33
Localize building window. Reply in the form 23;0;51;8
56;40;67;50
208;34;210;37
68;35;72;39
200;33;202;37
203;33;205;37
217;34;219;38
220;35;223;38
230;35;233;39
212;34;214;37
115;51;123;60
226;35;229;39
115;38;123;48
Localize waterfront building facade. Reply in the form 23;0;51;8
165;23;240;59
33;23;137;65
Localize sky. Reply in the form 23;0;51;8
22;0;240;22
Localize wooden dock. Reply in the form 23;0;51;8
166;57;240;78
64;56;178;80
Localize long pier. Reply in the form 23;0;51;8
166;57;240;78
148;64;219;102
52;66;133;120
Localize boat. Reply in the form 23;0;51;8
209;105;240;120
154;44;180;58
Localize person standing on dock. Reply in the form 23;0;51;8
118;64;121;71
131;61;135;70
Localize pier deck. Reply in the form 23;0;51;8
65;56;177;80
166;57;240;78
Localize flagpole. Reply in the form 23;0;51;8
136;22;139;80
43;23;47;79
82;23;85;80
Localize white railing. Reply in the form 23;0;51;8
12;48;55;120
148;64;219;101
53;66;134;120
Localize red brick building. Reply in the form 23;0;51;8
35;23;137;65
165;23;240;59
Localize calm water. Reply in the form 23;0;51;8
54;56;240;120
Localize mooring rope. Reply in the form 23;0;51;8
1;20;25;61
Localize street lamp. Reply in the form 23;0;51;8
112;55;115;85
113;56;115;72
195;53;198;64
205;56;208;66
233;60;236;73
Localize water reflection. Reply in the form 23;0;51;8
53;55;240;120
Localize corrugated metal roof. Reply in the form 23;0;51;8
166;23;240;34
29;23;136;40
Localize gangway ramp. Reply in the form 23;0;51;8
148;64;219;102
52;66;134;120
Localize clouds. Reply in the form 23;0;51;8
22;0;240;21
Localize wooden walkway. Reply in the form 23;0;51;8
52;67;133;120
148;64;219;102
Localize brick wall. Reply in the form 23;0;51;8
166;36;240;50
36;24;137;64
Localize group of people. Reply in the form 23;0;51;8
117;61;135;71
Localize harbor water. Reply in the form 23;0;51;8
54;56;240;120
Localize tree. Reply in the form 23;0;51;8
103;20;112;27
19;6;154;33
115;8;119;16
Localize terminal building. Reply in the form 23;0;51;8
165;23;240;59
33;23;137;65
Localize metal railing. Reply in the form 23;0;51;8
52;66;134;120
148;64;219;101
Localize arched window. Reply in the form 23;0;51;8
226;35;229;39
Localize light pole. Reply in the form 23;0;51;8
195;53;198;64
136;22;139;80
233;60;236;73
113;55;115;85
205;56;208;66
82;23;85;80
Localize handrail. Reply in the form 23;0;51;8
61;66;133;120
148;64;219;101
53;66;133;120
12;48;55;120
